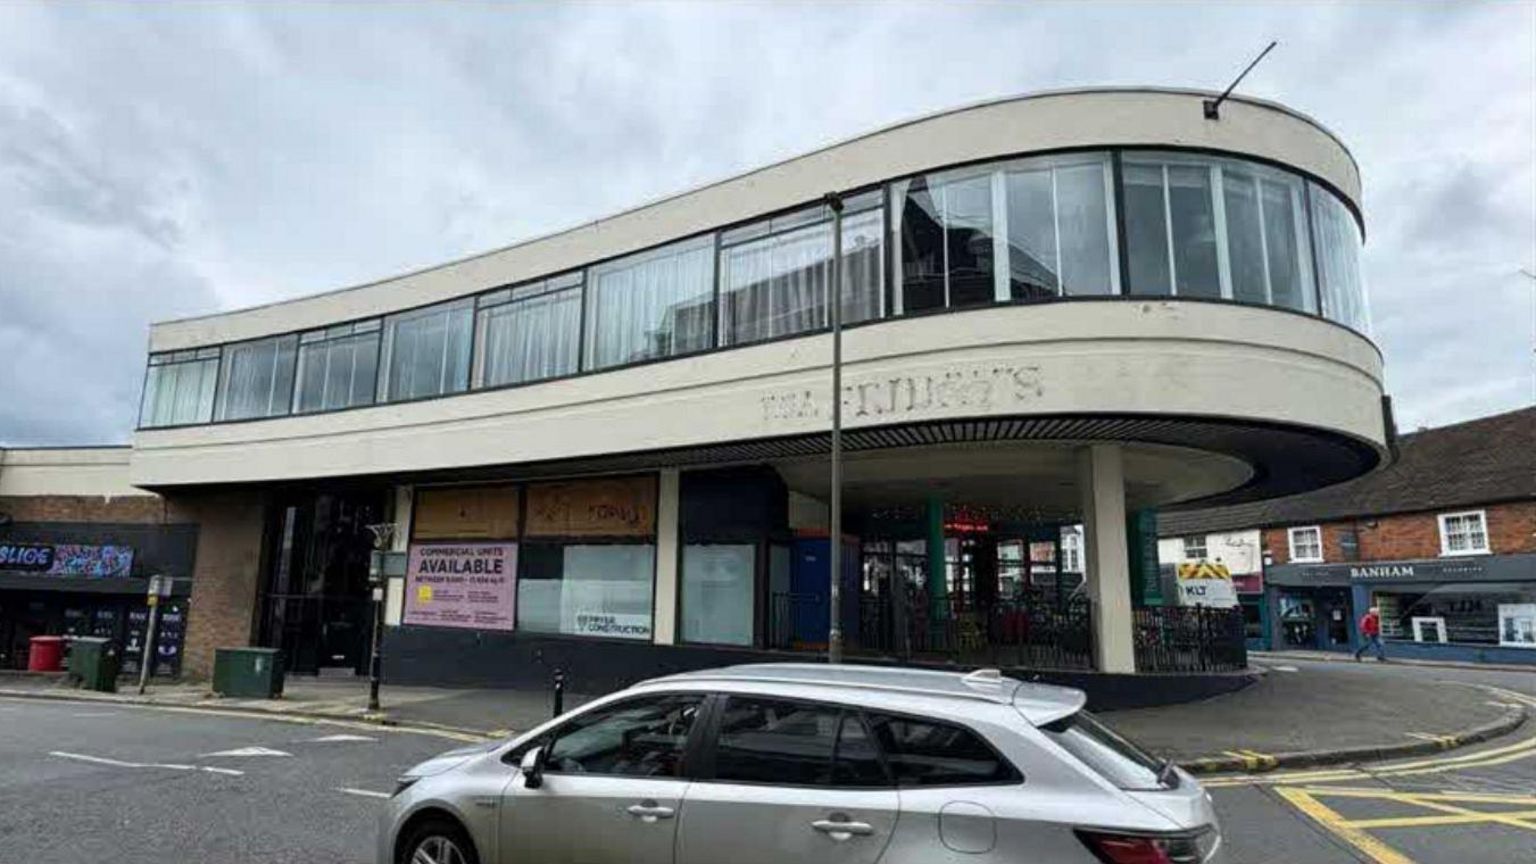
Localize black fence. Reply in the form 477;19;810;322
1133;605;1248;673
769;590;1095;672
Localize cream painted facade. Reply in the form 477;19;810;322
0;447;151;500
1158;529;1265;575
131;301;1385;491
109;87;1392;682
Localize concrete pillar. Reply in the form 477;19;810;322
390;485;413;553
652;469;681;645
1078;444;1136;673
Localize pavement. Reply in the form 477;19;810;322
2;654;1530;773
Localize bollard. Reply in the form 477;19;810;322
552;667;565;718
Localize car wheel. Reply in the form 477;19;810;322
400;819;478;864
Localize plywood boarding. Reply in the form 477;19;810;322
526;475;656;538
412;484;521;540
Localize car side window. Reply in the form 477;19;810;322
714;697;840;785
712;696;893;788
864;712;1021;786
543;693;703;779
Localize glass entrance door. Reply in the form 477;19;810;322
258;488;386;675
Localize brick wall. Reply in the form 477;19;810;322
0;494;181;524
1263;500;1536;564
168;489;270;680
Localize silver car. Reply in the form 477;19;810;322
380;663;1222;864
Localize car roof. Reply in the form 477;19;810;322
640;663;1086;726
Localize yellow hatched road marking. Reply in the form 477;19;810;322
1378;796;1536;833
1345;808;1536;830
1273;787;1417;864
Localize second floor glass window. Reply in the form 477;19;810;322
1288;526;1323;562
293;320;380;414
717;194;883;347
1439;511;1490;556
474;274;582;388
378;298;474;402
1311;183;1369;334
585;235;714;370
215;334;298;421
1182;535;1208;560
140;348;220;427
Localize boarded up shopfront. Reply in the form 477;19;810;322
403;475;657;642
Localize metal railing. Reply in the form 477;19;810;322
1133;605;1248;673
769;590;1094;671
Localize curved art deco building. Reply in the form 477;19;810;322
130;88;1388;682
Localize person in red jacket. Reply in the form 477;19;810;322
1355;606;1386;661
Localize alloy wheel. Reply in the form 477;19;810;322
411;835;467;864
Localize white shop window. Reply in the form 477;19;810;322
1288;526;1323;563
517;544;655;640
681;544;756;646
1438;510;1490;557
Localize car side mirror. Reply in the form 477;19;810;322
520;746;545;789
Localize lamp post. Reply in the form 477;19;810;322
364;523;395;713
826;191;845;665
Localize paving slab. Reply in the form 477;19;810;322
1103;658;1515;763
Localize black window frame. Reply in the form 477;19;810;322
501;690;711;781
861;706;1025;789
691;693;1023;791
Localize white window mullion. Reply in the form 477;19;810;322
1050;167;1064;296
1102;160;1122;295
437;310;451;395
991;170;1010;302
1211;165;1234;300
940;183;951;308
1161;164;1178;295
1254;175;1274;305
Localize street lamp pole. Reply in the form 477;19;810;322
365;523;395;713
826;191;846;665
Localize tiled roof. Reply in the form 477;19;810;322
1158;406;1536;536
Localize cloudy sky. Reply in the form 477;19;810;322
1;1;1531;446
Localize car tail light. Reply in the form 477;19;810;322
1075;827;1218;864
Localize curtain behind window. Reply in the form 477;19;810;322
479;287;581;387
216;335;296;421
379;300;473;401
585;237;714;370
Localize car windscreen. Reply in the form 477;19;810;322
1040;711;1170;791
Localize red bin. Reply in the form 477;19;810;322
27;636;65;672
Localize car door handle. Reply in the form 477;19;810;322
811;818;875;839
626;802;676;822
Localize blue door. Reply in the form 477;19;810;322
789;538;860;648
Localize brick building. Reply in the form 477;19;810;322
1160;407;1536;663
0;448;196;672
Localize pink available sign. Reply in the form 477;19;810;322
404;542;518;630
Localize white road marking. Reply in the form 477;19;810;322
51;751;196;771
200;746;292;758
1270;665;1300;672
70;712;120;718
337;787;391;799
308;734;377;743
50;750;246;776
